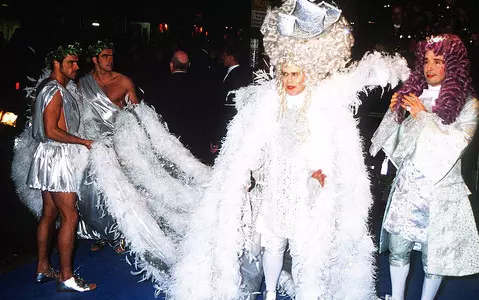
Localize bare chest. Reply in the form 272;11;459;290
100;82;127;107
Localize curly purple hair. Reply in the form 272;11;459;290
394;34;476;124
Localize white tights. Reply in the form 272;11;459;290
420;277;442;300
390;264;410;300
390;264;443;300
262;235;297;292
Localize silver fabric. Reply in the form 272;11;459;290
27;141;79;192
77;165;120;242
26;80;81;192
277;0;341;39
370;95;479;276
383;161;431;243
31;79;80;142
389;233;443;280
238;250;263;300
79;74;119;139
77;74;121;241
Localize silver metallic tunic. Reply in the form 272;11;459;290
26;79;81;192
370;88;479;276
78;74;119;139
77;74;121;241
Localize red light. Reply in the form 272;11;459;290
159;24;164;32
15;82;20;90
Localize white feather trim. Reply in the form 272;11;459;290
88;102;211;294
172;52;409;299
11;127;41;217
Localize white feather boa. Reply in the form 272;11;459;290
171;52;409;300
88;102;211;293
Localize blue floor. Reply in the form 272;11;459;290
1;238;478;299
0;240;157;300
376;250;479;300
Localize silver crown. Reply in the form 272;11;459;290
277;0;342;39
426;35;446;44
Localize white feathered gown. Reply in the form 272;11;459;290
170;52;410;300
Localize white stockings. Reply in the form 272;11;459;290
263;247;284;292
390;264;442;300
420;276;442;300
390;264;410;300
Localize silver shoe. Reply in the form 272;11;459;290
56;275;96;292
263;290;277;300
35;267;59;283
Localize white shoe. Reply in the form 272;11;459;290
376;295;394;300
263;290;277;300
56;275;96;292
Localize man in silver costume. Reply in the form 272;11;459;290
370;34;479;300
77;40;138;253
27;43;96;292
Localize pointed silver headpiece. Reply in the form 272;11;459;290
277;0;342;39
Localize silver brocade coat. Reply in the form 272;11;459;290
370;96;479;277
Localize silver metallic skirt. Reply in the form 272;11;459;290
26;140;78;192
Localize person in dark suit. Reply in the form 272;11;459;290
374;1;416;66
210;42;252;154
148;50;207;161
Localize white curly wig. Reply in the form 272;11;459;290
260;0;354;84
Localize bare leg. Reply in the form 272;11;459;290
37;191;58;273
50;192;78;281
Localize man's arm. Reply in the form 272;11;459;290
44;91;93;149
122;75;139;104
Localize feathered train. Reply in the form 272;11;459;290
84;102;211;294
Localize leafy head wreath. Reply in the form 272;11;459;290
87;39;115;61
45;42;82;69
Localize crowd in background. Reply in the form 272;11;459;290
0;0;478;164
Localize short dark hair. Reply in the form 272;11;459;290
222;40;247;65
222;43;241;60
87;39;115;61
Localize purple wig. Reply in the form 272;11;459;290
394;34;476;124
